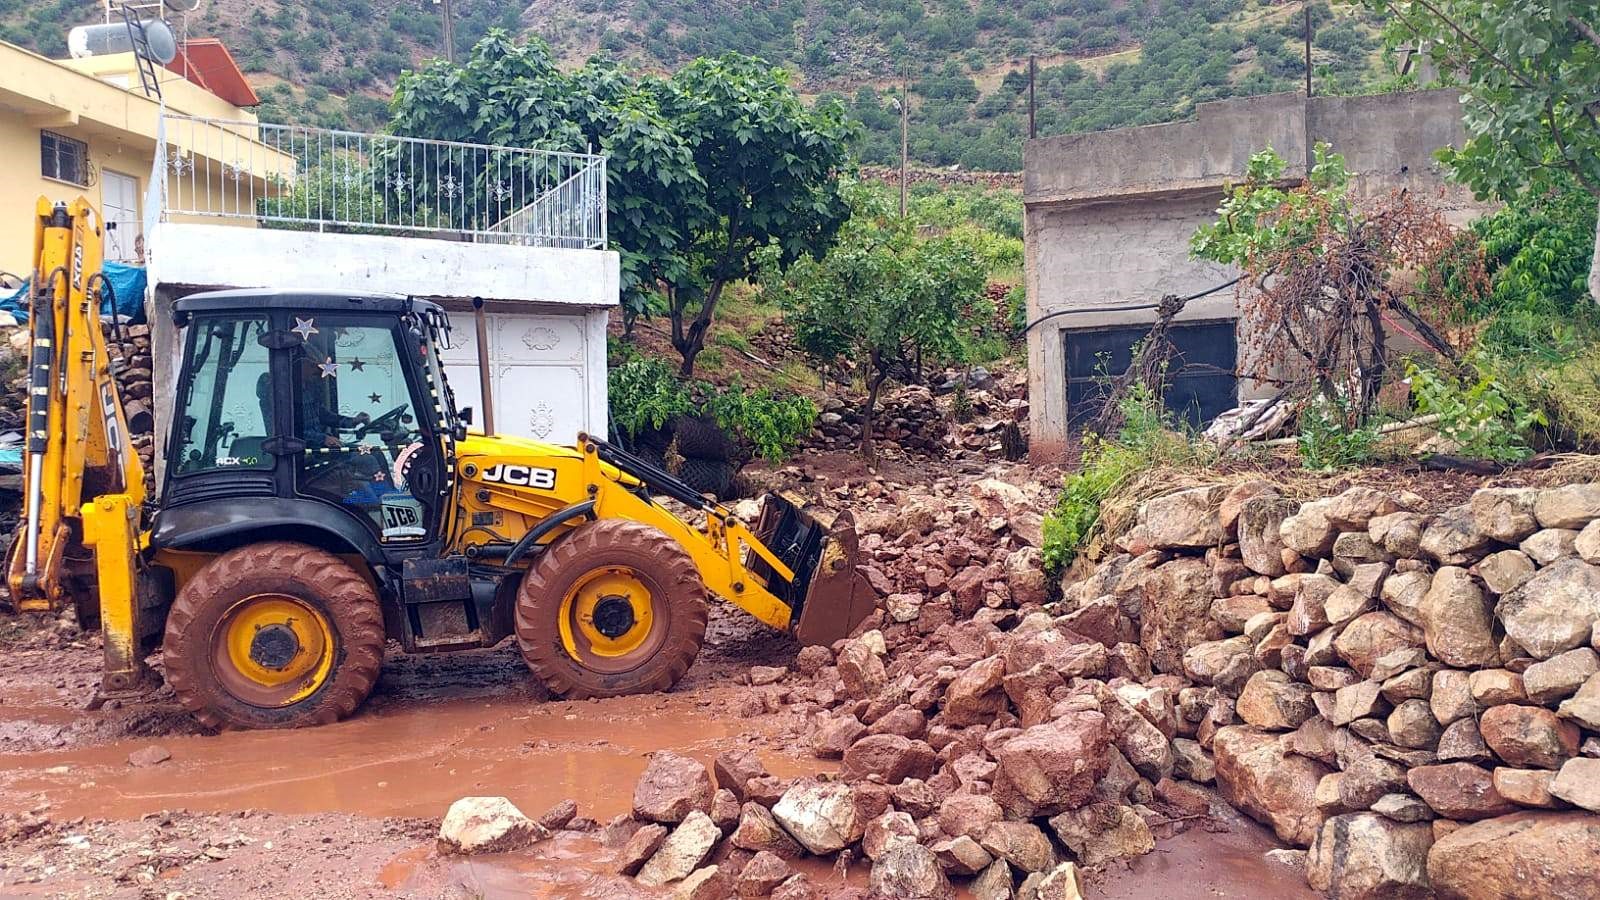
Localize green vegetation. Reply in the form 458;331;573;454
767;182;992;460
1040;383;1216;575
1409;360;1546;463
2;1;1390;171
390;33;853;377
1295;397;1383;472
607;352;816;462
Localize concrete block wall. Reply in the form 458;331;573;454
1023;89;1496;460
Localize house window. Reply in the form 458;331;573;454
41;131;88;186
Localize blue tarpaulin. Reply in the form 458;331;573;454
0;262;145;325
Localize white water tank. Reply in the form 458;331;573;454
67;20;178;64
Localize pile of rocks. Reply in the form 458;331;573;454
606;479;1255;898
809;387;950;457
851;477;1052;630
105;323;156;492
1065;479;1600;897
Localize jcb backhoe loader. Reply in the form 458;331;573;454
5;197;873;729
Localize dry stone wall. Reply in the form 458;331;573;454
1067;479;1600;899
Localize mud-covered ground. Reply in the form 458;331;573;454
0;457;1317;899
0;606;1308;899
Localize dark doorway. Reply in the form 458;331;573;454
1064;320;1238;432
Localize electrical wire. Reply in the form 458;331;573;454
1020;276;1242;335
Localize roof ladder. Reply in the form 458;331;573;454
118;3;162;99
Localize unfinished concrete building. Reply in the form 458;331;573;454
1022;89;1493;460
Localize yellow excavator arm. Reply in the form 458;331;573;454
6;197;149;692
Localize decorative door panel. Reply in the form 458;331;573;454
439;310;592;443
494;315;584;365
494;364;587;444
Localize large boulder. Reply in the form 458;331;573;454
1334;612;1426;677
1470;488;1541;544
636;811;721;887
771;782;860;855
1478;705;1580;770
1407;763;1517;821
1426;812;1600;900
991;711;1112;819
943;656;1008;726
842;735;937;784
634;751;715;824
1420;505;1496;566
1498;559;1600;659
729;802;804;859
1047;802;1155;867
1238;496;1296;576
1236;670;1317;731
869;839;953;899
1533;484;1600;529
1139;557;1226;674
1557;672;1600;730
1307;812;1434;900
438;797;546;854
1140;485;1228;549
1549;758;1600;812
1523;648;1599;706
1212;726;1331;847
1281;500;1339;557
1420;567;1499;668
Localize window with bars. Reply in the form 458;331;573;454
41;131;88;186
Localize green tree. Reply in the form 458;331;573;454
1363;1;1600;301
771;186;991;461
389;33;852;377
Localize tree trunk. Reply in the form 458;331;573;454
860;368;887;466
1590;200;1600;305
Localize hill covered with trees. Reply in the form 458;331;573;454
1;0;1391;170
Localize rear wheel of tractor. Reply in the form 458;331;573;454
515;519;707;699
162;542;385;730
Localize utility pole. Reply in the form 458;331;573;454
1303;2;1312;97
899;74;908;218
1028;55;1037;140
439;0;456;63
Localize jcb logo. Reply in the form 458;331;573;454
479;464;556;490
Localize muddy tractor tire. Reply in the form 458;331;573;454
162;542;385;731
515;519;708;699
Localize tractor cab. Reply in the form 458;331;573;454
157;290;460;561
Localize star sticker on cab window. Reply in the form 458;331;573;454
318;358;339;378
372;471;387;482
369;393;382;404
349;358;366;372
357;445;372;455
291;317;318;341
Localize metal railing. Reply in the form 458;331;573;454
155;114;607;249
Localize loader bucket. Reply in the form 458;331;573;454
749;494;875;646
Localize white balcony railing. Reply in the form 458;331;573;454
154;114;607;250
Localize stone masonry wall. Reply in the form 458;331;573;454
1067;479;1600;897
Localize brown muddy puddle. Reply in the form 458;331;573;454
0;691;817;822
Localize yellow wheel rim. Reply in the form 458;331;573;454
557;567;660;671
213;594;336;708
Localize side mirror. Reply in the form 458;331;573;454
460;406;474;425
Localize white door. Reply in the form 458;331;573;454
101;170;141;263
440;312;591;444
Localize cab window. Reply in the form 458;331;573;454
291;316;433;543
171;315;273;474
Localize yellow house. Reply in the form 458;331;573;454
0;38;287;279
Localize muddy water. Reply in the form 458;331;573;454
0;690;816;822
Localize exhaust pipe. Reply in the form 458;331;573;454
471;297;495;436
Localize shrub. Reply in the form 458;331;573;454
1040;384;1214;575
1296;396;1383;472
608;354;694;442
1408;360;1545;463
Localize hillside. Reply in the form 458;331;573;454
1;0;1391;170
